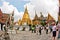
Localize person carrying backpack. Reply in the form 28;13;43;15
39;26;42;35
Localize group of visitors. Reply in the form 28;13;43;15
30;21;60;40
49;21;60;40
31;25;43;35
1;20;60;40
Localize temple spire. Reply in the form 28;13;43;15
34;11;38;20
40;12;43;17
21;6;31;25
24;6;28;14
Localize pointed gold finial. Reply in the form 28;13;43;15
24;6;28;13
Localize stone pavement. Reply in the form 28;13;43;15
8;29;60;40
0;31;10;40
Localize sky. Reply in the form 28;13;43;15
0;0;30;11
0;0;59;22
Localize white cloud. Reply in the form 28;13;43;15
24;0;59;21
24;3;35;20
1;1;14;13
14;7;24;22
0;7;1;8
0;1;23;22
0;0;59;22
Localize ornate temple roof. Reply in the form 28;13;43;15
47;13;54;22
0;9;3;18
39;12;44;20
0;9;10;24
33;11;39;21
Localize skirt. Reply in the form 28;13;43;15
53;31;56;37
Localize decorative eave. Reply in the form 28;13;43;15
47;13;55;22
0;9;10;24
33;11;39;21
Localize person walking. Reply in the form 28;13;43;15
52;22;57;40
39;26;42;35
36;25;39;35
46;24;49;34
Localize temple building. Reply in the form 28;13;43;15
33;11;39;25
32;12;45;25
0;9;10;30
47;13;55;23
39;12;44;21
21;7;31;25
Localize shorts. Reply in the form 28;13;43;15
53;31;56;37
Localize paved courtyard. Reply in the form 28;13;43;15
8;29;60;40
0;29;60;40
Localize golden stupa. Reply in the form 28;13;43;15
21;6;31;25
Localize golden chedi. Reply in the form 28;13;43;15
21;6;31;25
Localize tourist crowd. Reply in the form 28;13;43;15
30;21;60;40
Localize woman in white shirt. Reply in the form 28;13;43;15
52;22;57;40
36;25;39;35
